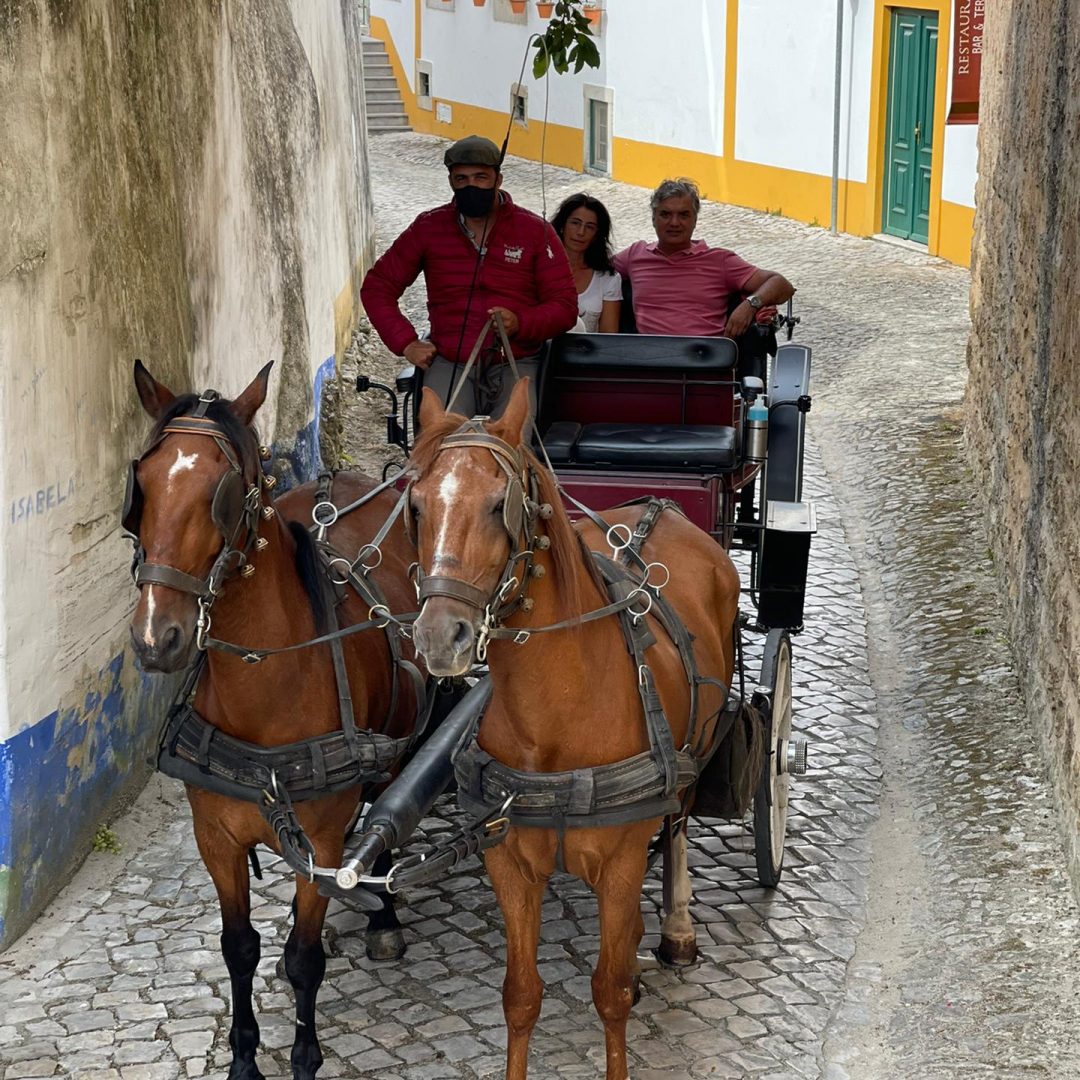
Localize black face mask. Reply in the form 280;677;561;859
455;185;498;218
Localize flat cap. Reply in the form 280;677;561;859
444;135;501;168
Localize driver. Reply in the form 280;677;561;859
613;177;795;338
360;135;577;418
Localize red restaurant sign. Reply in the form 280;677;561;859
948;0;985;124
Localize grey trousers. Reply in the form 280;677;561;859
422;355;539;420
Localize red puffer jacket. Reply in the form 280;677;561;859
360;192;578;363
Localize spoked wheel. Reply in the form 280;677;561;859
753;629;794;888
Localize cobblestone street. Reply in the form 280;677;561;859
2;133;1078;1079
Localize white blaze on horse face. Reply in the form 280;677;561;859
167;448;199;490
141;585;158;647
431;458;465;563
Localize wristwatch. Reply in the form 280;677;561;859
746;294;763;310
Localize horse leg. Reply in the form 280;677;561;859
592;850;650;1080
365;850;406;961
201;844;264;1080
285;877;331;1079
657;820;698;966
487;844;547;1080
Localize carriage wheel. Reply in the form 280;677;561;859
753;629;792;888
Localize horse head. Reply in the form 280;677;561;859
126;360;272;672
409;378;536;676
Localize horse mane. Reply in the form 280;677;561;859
410;415;606;617
287;521;331;635
145;393;329;635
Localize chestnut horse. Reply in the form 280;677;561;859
407;380;741;1080
127;362;423;1080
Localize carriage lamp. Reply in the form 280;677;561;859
356;374;409;454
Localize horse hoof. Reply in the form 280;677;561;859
656;937;698;968
227;1062;265;1080
365;927;406;961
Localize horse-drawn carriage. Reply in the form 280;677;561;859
123;319;815;1079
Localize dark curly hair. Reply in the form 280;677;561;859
551;194;615;273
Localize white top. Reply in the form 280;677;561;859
574;269;623;332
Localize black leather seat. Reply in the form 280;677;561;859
542;422;582;462
574;423;737;470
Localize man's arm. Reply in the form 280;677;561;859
726;268;795;337
513;222;580;343
359;219;430;360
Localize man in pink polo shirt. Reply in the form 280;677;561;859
613;178;794;338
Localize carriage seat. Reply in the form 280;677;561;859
543;421;737;470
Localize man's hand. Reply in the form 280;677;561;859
403;339;438;369
488;307;520;336
726;300;755;338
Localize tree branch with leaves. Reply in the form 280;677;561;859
532;1;601;78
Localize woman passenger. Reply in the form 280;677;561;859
551;194;622;333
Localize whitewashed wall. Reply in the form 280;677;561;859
605;0;726;155
373;0;978;210
0;0;371;948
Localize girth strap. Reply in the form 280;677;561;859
157;702;413;804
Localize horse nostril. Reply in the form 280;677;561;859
160;624;182;656
451;619;474;655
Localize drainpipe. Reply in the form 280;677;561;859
830;0;845;234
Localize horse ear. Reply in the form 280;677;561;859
492;377;532;447
418;387;447;429
230;362;273;426
133;359;175;419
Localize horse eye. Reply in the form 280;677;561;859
493;499;505;516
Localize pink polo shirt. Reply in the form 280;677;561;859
613;239;759;336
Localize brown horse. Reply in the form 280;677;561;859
127;362;423;1080
407;379;741;1080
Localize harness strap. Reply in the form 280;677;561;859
135;563;213;598
419;576;491;609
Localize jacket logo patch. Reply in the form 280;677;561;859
503;245;524;264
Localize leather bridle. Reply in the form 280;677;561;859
123;391;269;649
407;419;552;647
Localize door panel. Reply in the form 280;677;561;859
911;19;938;243
883;9;938;242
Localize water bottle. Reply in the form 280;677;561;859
745;397;769;463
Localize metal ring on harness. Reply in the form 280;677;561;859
369;604;392;629
627;587;653;624
642;562;671;591
327;557;354;586
606;523;633;555
312;501;339;537
354;544;383;573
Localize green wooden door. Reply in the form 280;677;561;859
883;10;938;243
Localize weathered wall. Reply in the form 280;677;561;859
0;0;372;946
965;1;1080;882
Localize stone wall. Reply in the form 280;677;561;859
0;0;372;946
965;1;1080;879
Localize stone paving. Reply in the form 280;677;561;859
2;133;1079;1079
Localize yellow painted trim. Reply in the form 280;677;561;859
867;1;952;256
414;0;422;61
612;137;728;204
937;200;974;267
723;0;739;162
334;257;367;362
